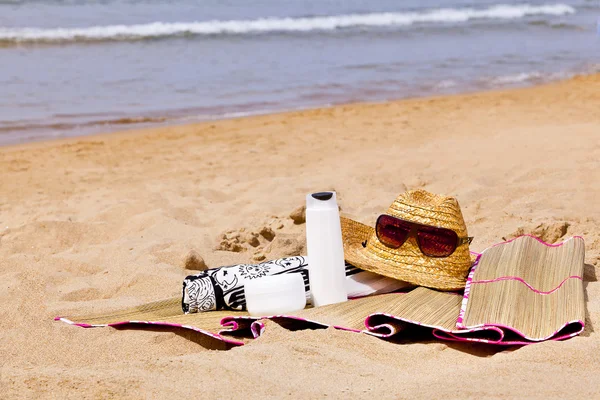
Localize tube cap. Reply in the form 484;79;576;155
306;191;337;210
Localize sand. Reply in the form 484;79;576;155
1;74;600;399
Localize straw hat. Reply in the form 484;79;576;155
341;189;472;291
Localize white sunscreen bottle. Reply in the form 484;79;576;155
306;191;348;307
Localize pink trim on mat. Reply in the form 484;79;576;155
456;252;481;326
54;317;245;346
219;314;363;339
471;275;583;294
437;320;585;345
366;311;486;337
220;319;239;332
333;325;363;333
250;321;265;338
364;311;505;342
364;322;400;338
365;312;584;346
432;325;505;344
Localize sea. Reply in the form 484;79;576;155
1;0;599;145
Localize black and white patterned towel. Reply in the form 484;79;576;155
182;256;409;313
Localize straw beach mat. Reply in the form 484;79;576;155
55;288;466;346
455;235;586;343
56;236;586;347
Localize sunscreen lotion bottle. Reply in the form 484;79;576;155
306;191;348;307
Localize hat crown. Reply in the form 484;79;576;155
396;189;450;209
384;189;467;236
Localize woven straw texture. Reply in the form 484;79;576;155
58;288;463;342
65;297;234;334
341;190;472;291
460;235;585;340
56;236;586;346
295;287;462;332
388;190;468;236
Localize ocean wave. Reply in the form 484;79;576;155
491;72;544;84
0;3;576;45
487;70;577;85
434;80;458;89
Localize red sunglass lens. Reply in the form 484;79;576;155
376;215;410;248
417;226;458;257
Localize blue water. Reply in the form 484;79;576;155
1;0;599;144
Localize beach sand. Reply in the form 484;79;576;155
1;74;600;398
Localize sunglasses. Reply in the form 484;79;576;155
375;214;473;258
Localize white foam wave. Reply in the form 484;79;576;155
435;80;458;89
0;3;576;43
489;70;573;85
492;72;544;84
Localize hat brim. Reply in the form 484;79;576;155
341;217;475;291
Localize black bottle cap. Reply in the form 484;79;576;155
311;192;334;201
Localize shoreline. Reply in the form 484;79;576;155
2;71;599;151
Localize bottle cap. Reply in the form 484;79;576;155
244;273;307;316
306;191;337;210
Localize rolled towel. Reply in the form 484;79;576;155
182;256;410;313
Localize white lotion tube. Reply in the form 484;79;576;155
306;191;348;307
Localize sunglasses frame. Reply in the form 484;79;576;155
375;214;473;258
